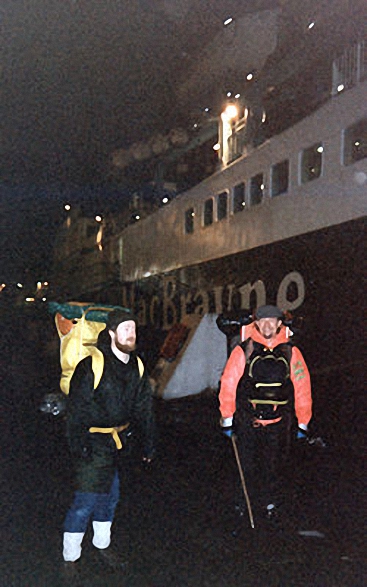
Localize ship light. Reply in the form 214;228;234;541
95;215;102;222
213;143;220;151
337;84;345;92
308;22;315;30
96;224;103;251
222;104;238;121
235;93;240;99
162;197;169;204
317;146;324;153
224;17;233;26
64;204;71;211
17;283;23;288
246;72;254;81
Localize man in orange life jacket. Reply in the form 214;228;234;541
219;305;312;518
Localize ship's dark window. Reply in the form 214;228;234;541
203;198;214;226
185;208;195;234
271;160;289;196
217;192;228;221
233;182;246;213
250;173;264;206
344;118;367;165
86;224;99;238
301;143;323;183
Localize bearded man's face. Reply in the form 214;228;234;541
109;320;136;353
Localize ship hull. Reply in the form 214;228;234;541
104;217;366;446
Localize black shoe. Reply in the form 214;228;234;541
96;547;128;570
265;503;279;520
61;561;81;583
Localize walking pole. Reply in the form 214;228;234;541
231;434;255;529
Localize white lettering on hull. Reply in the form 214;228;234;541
122;271;305;329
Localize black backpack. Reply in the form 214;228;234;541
238;339;294;410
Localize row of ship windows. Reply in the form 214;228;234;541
184;117;367;234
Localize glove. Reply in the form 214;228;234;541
142;447;156;464
297;424;308;440
220;416;234;438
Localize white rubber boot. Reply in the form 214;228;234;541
92;521;112;549
63;532;85;562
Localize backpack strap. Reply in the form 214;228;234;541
90;350;144;390
240;338;255;363
90;347;104;390
137;356;144;378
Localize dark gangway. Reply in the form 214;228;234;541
0;306;366;587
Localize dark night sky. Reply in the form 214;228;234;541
1;0;281;283
2;1;278;185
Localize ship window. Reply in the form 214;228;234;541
271;160;289;196
250;173;264;206
185;208;195;234
301;143;323;183
203;198;214;226
217;192;228;221
343;118;367;165
233;182;246;213
86;224;99;238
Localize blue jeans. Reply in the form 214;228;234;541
64;471;120;533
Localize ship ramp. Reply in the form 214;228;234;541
151;313;227;400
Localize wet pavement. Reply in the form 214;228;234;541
0;316;366;587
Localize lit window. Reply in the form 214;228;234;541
203;199;214;226
250;173;264;206
233;182;246;213
271;160;289;197
301;143;323;183
344;118;367;165
217;192;228;221
185;208;195;234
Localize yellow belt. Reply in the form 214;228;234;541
89;423;130;450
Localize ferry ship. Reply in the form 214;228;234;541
51;12;366;444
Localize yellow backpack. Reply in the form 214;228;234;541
52;302;144;394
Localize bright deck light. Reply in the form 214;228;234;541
223;104;238;120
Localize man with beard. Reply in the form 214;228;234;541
62;309;155;570
219;305;312;522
